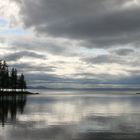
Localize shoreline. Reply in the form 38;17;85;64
0;91;39;95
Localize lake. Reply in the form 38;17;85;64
0;89;140;140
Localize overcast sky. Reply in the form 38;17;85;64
0;0;140;87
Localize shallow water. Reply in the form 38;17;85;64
0;90;140;140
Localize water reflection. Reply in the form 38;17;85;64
0;95;26;127
1;91;140;140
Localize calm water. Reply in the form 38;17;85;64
0;90;140;140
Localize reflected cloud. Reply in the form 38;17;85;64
1;93;140;140
15;94;140;132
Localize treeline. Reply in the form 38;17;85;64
0;60;26;92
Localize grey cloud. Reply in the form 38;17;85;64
10;62;56;73
25;73;66;86
23;71;140;86
73;73;140;85
25;72;104;87
11;38;78;56
13;0;140;46
110;74;140;84
81;49;140;65
112;48;134;56
0;37;6;43
1;51;46;61
83;54;122;64
4;0;140;86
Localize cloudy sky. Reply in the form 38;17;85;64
0;0;140;87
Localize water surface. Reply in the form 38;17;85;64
0;90;140;140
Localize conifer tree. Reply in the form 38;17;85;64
0;60;27;92
11;68;17;91
1;61;8;91
0;60;2;91
18;74;26;91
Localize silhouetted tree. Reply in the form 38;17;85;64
0;60;2;91
11;68;18;91
2;61;9;91
0;60;27;92
18;74;26;91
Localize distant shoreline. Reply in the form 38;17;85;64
28;87;140;91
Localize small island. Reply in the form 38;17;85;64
0;60;38;95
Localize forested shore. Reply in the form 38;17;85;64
0;60;26;93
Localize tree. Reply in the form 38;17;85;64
0;60;27;92
18;74;26;92
3;67;9;91
1;61;9;91
11;68;17;91
0;60;2;91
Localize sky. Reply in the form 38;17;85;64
0;0;140;87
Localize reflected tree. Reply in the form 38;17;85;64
0;95;27;127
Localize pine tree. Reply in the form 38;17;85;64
4;68;9;91
1;61;9;91
19;74;26;92
0;60;27;93
0;60;2;91
11;68;17;91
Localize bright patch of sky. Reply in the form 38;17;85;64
80;48;109;57
123;0;140;7
0;17;29;36
0;27;29;36
0;18;7;26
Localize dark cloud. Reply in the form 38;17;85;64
1;51;46;61
25;72;140;86
7;0;140;86
82;54;123;64
110;75;140;85
11;38;78;56
112;48;134;56
81;50;140;65
24;73;68;86
10;62;56;73
13;0;140;46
